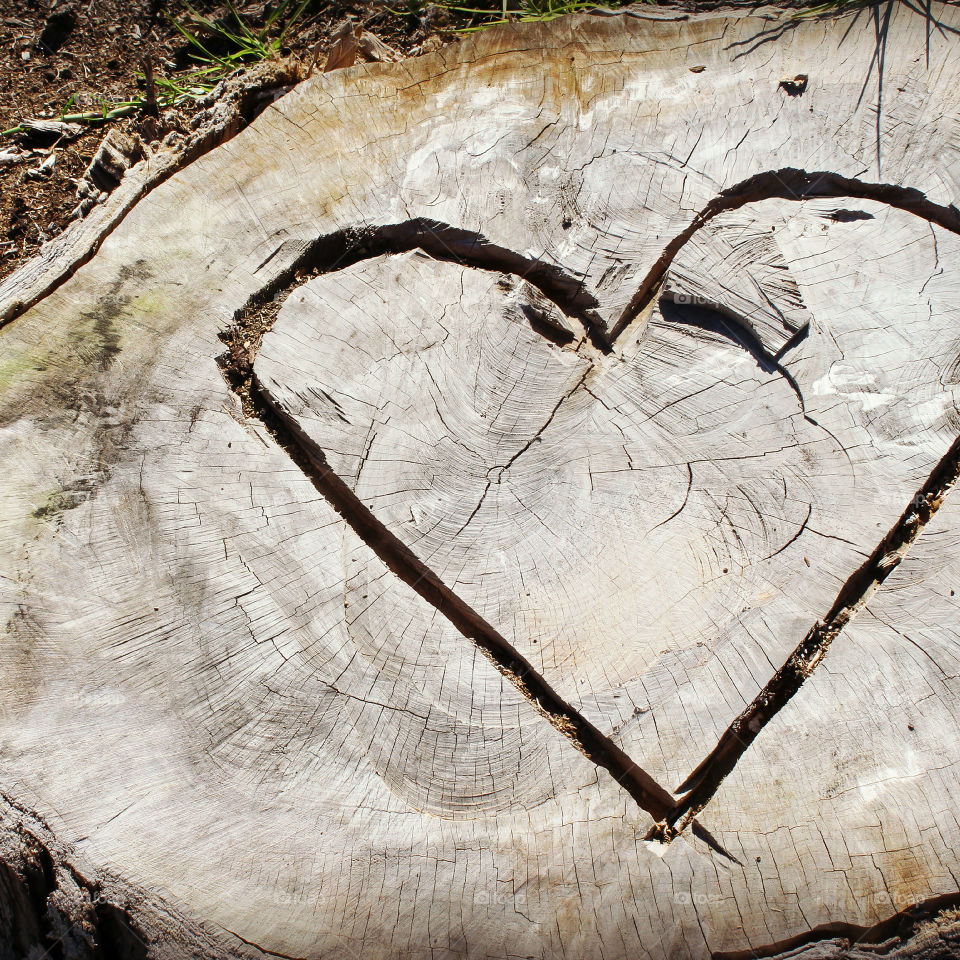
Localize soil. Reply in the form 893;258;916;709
0;0;459;282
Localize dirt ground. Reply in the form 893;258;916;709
0;0;456;282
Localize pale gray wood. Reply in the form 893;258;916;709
1;5;960;959
664;206;811;357
696;492;960;955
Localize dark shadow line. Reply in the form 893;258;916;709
216;218;676;824
665;431;960;828
269;218;609;352
219;211;960;866
611;167;960;345
249;374;678;822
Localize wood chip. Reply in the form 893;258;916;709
80;128;143;195
358;31;400;64
324;20;401;72
19;118;84;142
324;19;362;72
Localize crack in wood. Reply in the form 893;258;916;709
216;206;960;859
217;225;677;823
661;299;809;381
711;890;960;960
225;927;313;960
457;366;594;535
659;300;854;469
652;462;694;531
245;374;679;821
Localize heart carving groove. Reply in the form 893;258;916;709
217;172;960;840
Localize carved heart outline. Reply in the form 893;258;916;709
217;168;960;845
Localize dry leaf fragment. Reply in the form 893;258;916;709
324;20;362;72
358;32;400;64
324;19;401;73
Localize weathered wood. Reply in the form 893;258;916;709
0;59;300;327
2;4;960;958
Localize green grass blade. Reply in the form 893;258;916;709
264;0;293;28
225;0;260;44
277;0;312;46
169;15;234;69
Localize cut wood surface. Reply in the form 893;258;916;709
1;4;960;958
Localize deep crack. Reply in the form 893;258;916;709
215;204;960;853
711;890;960;960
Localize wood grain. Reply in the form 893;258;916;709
1;4;960;958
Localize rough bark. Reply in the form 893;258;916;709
2;4;960;958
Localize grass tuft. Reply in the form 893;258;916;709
171;0;311;76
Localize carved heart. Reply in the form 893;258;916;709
247;193;960;832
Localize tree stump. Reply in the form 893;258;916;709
2;5;960;958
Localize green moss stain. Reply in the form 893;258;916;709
1;260;158;402
131;288;167;316
73;259;153;369
30;488;78;523
0;349;47;393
